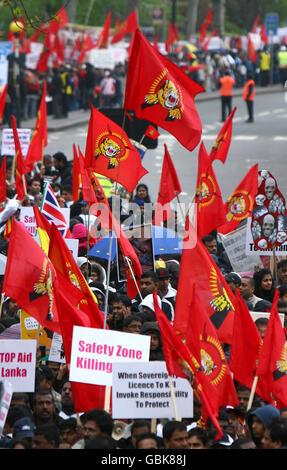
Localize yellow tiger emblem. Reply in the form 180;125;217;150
142;79;182;120
95;137;121;168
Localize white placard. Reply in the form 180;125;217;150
1;128;31;157
69;327;150;386
48;333;66;363
19;207;78;259
250;311;285;326
0;340;37;392
0;380;13;436
219;223;263;273
112;361;193;420
246;217;287;256
87;47;127;69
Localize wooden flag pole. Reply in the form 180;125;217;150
247;375;258;411
168;375;180;421
125;256;143;301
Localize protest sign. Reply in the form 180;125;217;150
0;380;13;436
49;333;66;363
69;327;150;386
250;311;285;326
0;340;36;392
20;311;53;356
246;217;287;256
1;128;31;157
112;361;193;419
219;223;263;272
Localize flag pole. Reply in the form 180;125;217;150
125;256;143;301
246;375;258;411
103;232;113;330
168;375;180;421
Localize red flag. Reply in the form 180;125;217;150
124;29;205;153
111;9;138;44
260;24;268;44
53;276;106;413
48;7;69;35
195;142;226;239
199;9;213;44
251;14;260;33
0;84;7;124
202;29;217;52
95;11;111;48
3;220;61;334
78;146;97;204
185;287;238;409
153;292;224;439
174;216;235;345
11;115;27;200
248;36;258;64
0;156;6;204
209;106;236;164
24;81;48;173
72;144;80;202
218;163;258;235
256;291;287;408
84;106;148;193
144;124;160;140
153;144;182;225
78;33;95;64
165;22;178;53
36;50;51;73
89;173;142;298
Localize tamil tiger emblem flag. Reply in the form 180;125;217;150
124;28;205;153
40;182;71;238
195;142;226;239
84;107;148;193
174;216;235;345
218;164;258;235
209;107;236;164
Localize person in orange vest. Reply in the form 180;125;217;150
243;73;255;123
219;69;235;122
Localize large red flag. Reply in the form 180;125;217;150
48;7;69;34
111;9;138;44
174;216;235;345
199;9;213;44
0;156;6;205
3;220;61;334
209;107;236;164
153;143;182;226
95;11;111;48
195;142;226;239
124;28;205;153
53;275;106;413
256;291;287;409
218;163;258;235
0;84;7;124
153;292;224;439
185;286;238;409
84;106;148;193
24;81;48;173
11;115;27;200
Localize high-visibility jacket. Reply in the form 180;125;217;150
278;51;287;68
260;52;271;71
243;79;255;101
219;76;235;96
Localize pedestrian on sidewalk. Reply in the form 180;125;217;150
219;69;235;122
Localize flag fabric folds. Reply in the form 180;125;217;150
3;220;61;334
24;81;48;173
218;163;258;235
209;107;236;164
0;84;7;124
0;156;6;205
85;107;148;193
174;216;235;345
195;142;226;239
124;29;205;153
95;11;111;48
153;144;182;226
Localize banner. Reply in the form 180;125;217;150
0;380;13;436
246;217;287;256
112;361;193;419
1;128;31;157
0;340;36;392
69;327;150;386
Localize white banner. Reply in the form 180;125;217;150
0;340;37;392
1;128;31;157
112;361;193;420
69;327;150;386
0;380;13;436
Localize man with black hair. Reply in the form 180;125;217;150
136;432;160;449
277;259;287;286
32;424;60;449
162;420;189;449
52;152;72;186
187;427;209;449
82;408;116;448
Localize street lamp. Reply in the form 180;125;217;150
9;19;24;127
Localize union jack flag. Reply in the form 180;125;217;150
40;182;70;237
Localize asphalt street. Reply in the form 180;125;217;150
42;88;287;217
